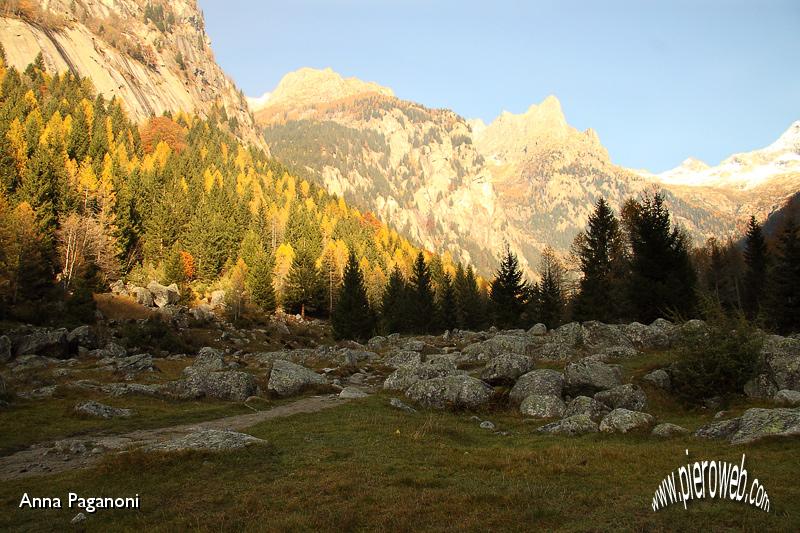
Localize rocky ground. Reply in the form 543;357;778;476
2;290;800;475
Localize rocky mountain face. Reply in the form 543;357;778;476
0;0;264;148
258;68;521;274
257;68;786;276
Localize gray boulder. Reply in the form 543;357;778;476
185;347;226;374
405;375;493;410
367;336;389;350
774;389;800;406
91;342;127;359
537;414;599;436
594;384;648;411
146;430;265;452
105;353;155;376
622;321;671;350
335;348;378;367
564;359;623;396
67;326;96;350
384;350;422;369
184;370;258;401
528;323;547;336
462;334;537;361
599;408;655;434
131;286;154;307
509;369;564;403
563;395;610;422
694;418;742;441
209;290;226;309
383;361;457;391
147;281;180;308
74;401;134;419
744;373;779;399
339;386;368;399
761;335;800;391
15;329;69;359
730;408;800;445
110;279;127;295
651;423;690;438
581;321;634;351
268;359;326;397
480;353;535;384
520;394;566;418
642;369;671;390
0;335;11;363
389;397;417;413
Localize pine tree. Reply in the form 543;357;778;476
381;265;411;334
409;252;436;333
246;251;276;314
436;271;457;331
742;215;768;319
533;247;566;328
489;246;528;329
163;244;185;284
572;198;625;322
283;248;324;319
624;193;696;322
332;251;374;340
763;217;800;334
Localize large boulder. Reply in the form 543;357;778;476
105;353;156;376
209;290;226;309
67;326;96;350
520;394;566;418
530;323;582;361
383;361;457;391
146;430;265;452
185;370;258;401
147;281;180;308
334;348;378;367
694;418;742;441
74;401;134;419
594;384;648;411
480;353;535;385
131;286;154;307
0;335;11;363
15;329;70;359
761;335;800;391
405;375;493;410
185;347;226;374
744;374;779;399
384;350;422;369
461;334;537;361
528;323;547;336
564;359;623;396
774;389;800;406
642;369;671;390
599;409;655;434
91;342;127;359
509;369;564;403
730;408;800;445
651;423;690;438
621;321;671;350
581;321;634;351
563;395;610;422
537;415;599;436
267;360;326;397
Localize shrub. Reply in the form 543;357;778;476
119;317;189;353
670;304;763;406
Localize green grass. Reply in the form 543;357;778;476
0;391;253;455
1;394;798;532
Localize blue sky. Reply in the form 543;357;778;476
198;0;800;172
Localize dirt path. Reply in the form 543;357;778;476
0;394;349;481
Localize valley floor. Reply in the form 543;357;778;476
1;394;799;532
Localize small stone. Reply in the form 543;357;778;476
389;397;417;413
71;513;87;524
479;420;496;430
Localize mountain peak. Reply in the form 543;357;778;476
765;120;800;153
263;67;394;110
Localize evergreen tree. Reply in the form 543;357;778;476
572;198;625;322
332;251;374;340
742;215;768;319
283;248;324;319
246;251;276;313
409;252;436;333
381;265;411;334
624;193;696;322
436;271;457;331
532;247;566;328
763;217;800;334
163;244;185;284
489;246;528;329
